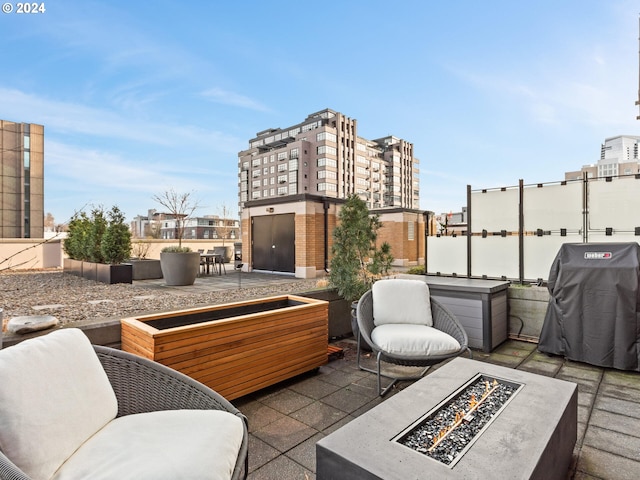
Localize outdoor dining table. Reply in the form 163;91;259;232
200;253;222;275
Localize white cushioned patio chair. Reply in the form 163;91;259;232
0;328;248;480
357;278;472;396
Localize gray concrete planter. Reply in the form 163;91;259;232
81;262;98;282
64;260;132;284
96;263;133;284
63;258;83;277
130;259;163;280
160;251;200;286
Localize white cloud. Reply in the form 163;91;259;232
201;87;271;112
0;87;243;153
445;23;639;132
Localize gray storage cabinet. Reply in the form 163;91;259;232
401;275;509;352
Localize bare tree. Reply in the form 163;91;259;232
152;189;201;248
144;221;163;239
44;212;55;231
216;202;236;246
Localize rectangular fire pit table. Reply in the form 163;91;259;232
316;357;577;480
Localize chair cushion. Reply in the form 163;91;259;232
0;328;118;480
372;279;433;327
52;410;245;480
371;324;461;358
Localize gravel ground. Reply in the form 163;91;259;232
1;270;319;330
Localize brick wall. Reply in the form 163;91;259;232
241;197;424;278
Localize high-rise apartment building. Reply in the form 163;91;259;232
565;135;640;180
0;120;44;238
238;109;419;211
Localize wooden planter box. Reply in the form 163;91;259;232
121;295;328;400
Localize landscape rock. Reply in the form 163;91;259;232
7;315;59;334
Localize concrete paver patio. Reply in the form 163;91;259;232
233;338;640;479
133;270;640;480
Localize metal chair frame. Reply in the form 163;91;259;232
356;289;472;396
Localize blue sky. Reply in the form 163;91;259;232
2;0;639;223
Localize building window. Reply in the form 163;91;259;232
317;183;337;192
317;170;337;179
408;222;415;241
277;152;287;161
251;191;260;199
316;132;337;142
278;186;287;195
278;174;287;184
252;158;261;167
317;145;337;155
288;159;298;171
278;164;287;172
317;158;337;168
288;171;297;184
290;148;299;158
302;121;319;132
289;184;297;194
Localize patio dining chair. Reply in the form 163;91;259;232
0;328;248;480
357;278;471;396
198;249;206;273
213;247;227;274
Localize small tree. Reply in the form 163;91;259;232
152;189;201;250
64;211;91;260
329;195;393;302
86;206;107;263
101;206;132;264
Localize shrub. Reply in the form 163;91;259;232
329;195;393;302
64;211;91;260
64;205;131;264
131;241;151;259
406;265;426;275
86;207;107;263
161;246;192;253
101;206;132;264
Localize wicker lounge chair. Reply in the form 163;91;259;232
357;278;471;396
0;328;248;480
